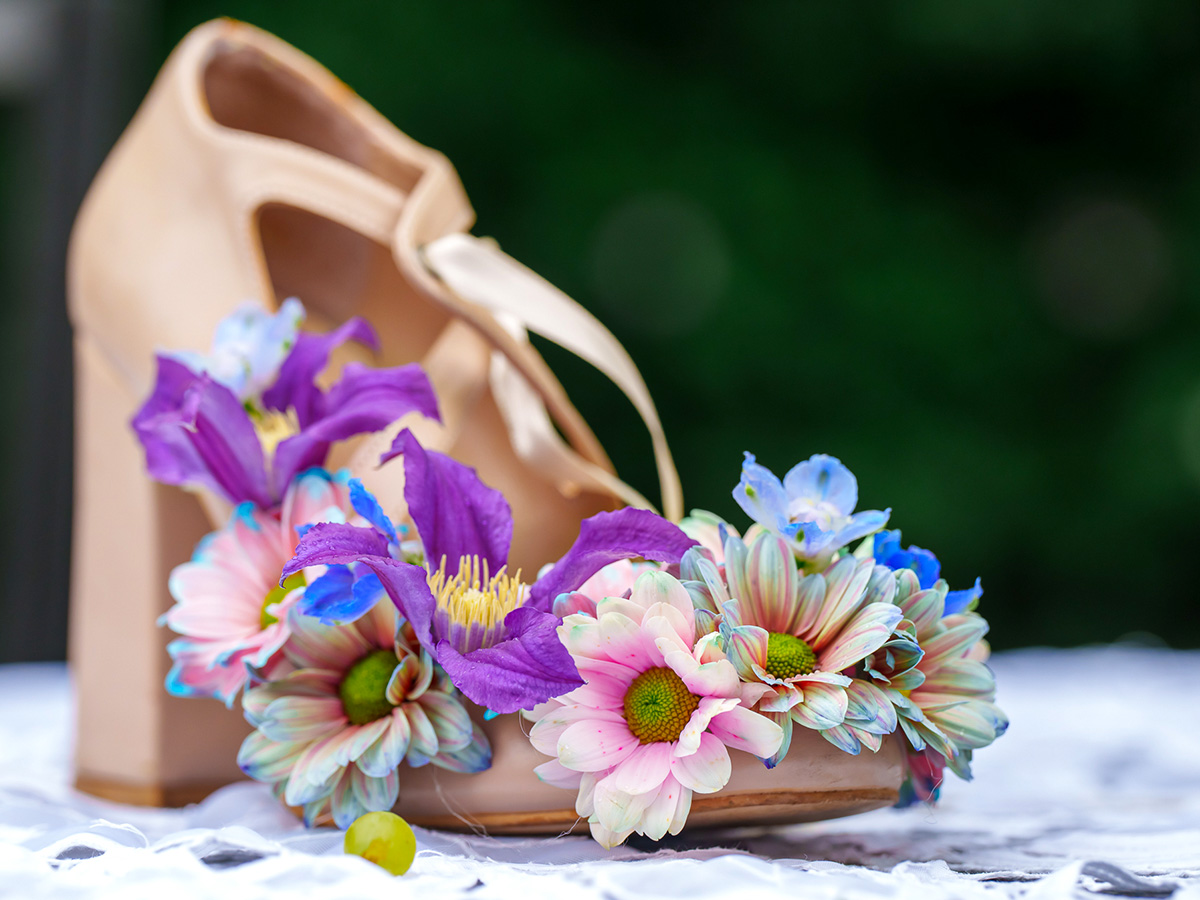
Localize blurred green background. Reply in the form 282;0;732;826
3;0;1199;659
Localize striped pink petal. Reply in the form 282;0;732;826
402;701;440;760
788;681;848;731
808;557;873;649
357;710;412;777
817;602;902;674
921;618;989;667
349;766;399;821
420;690;474;752
258;696;345;743
283;606;375;670
743;533;800;634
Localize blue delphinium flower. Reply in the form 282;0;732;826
170;298;305;403
733;452;890;567
872;529;982;616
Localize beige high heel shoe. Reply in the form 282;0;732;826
67;18;681;807
68;20;904;831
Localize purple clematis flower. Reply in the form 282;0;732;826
872;530;983;616
132;313;440;509
282;429;699;714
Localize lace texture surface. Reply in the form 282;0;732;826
0;647;1196;899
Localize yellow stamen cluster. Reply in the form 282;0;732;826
428;556;524;644
250;407;300;459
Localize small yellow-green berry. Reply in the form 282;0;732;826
344;811;416;876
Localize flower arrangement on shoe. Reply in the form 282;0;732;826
133;302;1005;847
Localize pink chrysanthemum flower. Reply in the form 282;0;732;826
690;531;903;765
859;568;1007;804
528;570;783;848
163;469;355;705
238;601;490;828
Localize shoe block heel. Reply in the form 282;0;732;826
69;334;251;805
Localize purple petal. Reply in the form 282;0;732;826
435;607;583;713
132;356;271;506
354;556;438;654
270;363;440;497
262;317;379;427
529;509;698;612
281;522;390;581
387;429;512;575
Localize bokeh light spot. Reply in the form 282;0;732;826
1177;383;1200;489
588;193;730;336
1031;200;1170;340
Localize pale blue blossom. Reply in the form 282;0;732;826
733;452;890;565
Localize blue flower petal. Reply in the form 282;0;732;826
733;452;791;532
782;454;858;516
873;529;903;562
348;478;397;543
296;565;376;625
830;508;891;550
944;577;983;616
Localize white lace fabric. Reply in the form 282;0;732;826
0;647;1196;899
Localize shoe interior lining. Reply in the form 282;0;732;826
256;203;450;368
204;41;619;565
202;41;423;194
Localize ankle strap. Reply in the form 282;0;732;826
421;233;684;522
211;130;682;519
216;130;407;245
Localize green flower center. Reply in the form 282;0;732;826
339;649;399;725
764;632;817;679
623;667;700;744
260;571;306;628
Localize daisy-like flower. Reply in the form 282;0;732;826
284;428;697;714
162;468;355;706
859;567;1006;804
695;531;903;765
528;570;783;848
238;600;490;828
733;452;889;566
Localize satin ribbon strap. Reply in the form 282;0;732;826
421;233;684;522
